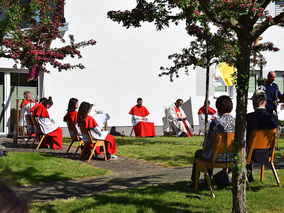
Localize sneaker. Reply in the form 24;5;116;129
110;154;118;160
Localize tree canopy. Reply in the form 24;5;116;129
0;0;96;81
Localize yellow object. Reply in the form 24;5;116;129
217;62;236;86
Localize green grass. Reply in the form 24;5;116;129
63;136;284;167
115;136;204;167
0;152;108;186
31;169;284;213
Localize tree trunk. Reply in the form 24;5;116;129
204;64;210;138
232;38;250;213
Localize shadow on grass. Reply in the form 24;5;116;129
0;166;65;187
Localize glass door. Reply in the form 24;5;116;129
0;73;4;133
9;73;38;134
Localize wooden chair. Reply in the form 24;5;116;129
24;114;35;146
194;132;235;198
66;119;84;157
30;115;46;150
246;128;280;186
78;122;107;163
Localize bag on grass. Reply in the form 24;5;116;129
213;169;231;189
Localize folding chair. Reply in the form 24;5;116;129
247;128;280;186
30;115;46;150
78;122;107;163
66;119;84;157
194;132;235;198
24;114;35;146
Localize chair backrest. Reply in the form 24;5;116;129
66;119;80;140
78;122;94;143
25;114;34;132
211;132;235;166
31;116;43;134
246;128;277;164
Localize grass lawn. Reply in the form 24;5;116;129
63;136;284;167
0;152;108;186
31;169;284;213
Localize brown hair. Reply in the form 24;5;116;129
41;96;53;107
215;95;233;115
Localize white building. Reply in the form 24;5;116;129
0;1;284;136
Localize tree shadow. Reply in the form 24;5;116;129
0;166;65;187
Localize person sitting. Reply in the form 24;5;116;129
77;102;117;160
246;90;278;182
29;97;47;115
32;97;63;150
163;99;192;137
189;95;235;186
197;100;216;134
129;98;156;137
89;104;110;131
19;91;36;132
63;98;79;123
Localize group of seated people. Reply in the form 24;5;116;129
64;98;117;160
189;90;278;186
130;98;193;137
19;93;63;150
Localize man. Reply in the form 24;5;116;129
260;71;283;114
164;99;192;137
129;98;156;137
19;91;36;128
197;100;216;134
246;90;278;182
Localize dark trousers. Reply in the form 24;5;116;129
191;149;212;183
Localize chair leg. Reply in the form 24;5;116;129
25;134;32;146
204;173;215;198
30;135;38;148
102;143;107;161
73;140;84;159
130;128;134;137
66;140;74;154
79;143;87;160
270;162;281;187
88;146;96;164
260;164;264;182
36;135;46;150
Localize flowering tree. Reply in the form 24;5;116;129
0;0;96;81
108;1;283;212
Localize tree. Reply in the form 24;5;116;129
0;0;96;81
159;22;235;137
108;1;282;212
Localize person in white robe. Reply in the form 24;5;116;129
163;99;192;137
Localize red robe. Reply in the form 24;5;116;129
20;99;36;108
197;105;216;115
63;111;78;123
34;104;63;150
129;105;156;137
29;103;41;115
85;115;116;155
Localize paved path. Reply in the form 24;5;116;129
1;138;283;203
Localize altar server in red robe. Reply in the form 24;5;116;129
197;100;217;133
78;102;117;160
63;98;79;123
129;98;156;137
29;97;47;115
164;99;192;137
33;97;63;149
19;91;36;127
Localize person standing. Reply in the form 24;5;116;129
260;71;284;114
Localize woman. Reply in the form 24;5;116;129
189;95;235;186
77;102;117;160
33;97;63;150
63;98;79;123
